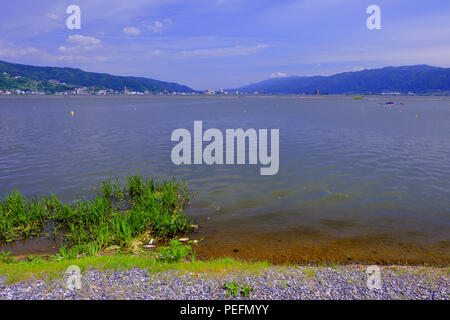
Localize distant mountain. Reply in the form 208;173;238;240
0;60;194;93
234;65;450;94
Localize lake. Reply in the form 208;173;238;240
0;95;449;264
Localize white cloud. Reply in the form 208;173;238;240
270;72;287;78
59;35;102;53
350;67;368;72
123;27;141;35
148;21;164;33
148;18;172;33
0;42;40;59
0;47;39;58
46;13;60;20
66;35;101;46
175;44;269;59
55;55;114;63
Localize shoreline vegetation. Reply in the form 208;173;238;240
0;175;194;260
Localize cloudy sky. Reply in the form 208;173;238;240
0;0;449;90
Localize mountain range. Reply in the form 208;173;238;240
1;60;449;95
233;65;450;94
0;60;194;93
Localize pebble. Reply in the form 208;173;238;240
0;266;447;300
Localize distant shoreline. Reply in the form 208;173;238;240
1;94;449;99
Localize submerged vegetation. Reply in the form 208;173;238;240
0;175;193;259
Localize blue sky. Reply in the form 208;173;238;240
0;0;449;90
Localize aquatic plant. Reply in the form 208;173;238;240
0;175;193;258
0;190;49;241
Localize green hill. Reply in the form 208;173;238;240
0;72;75;93
234;65;450;94
0;60;194;93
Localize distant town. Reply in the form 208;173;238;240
0;86;431;97
0;74;423;97
1;62;449;96
0;72;441;97
0;70;428;97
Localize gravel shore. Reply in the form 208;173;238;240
0;265;448;300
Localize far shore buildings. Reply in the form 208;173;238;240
0;89;45;95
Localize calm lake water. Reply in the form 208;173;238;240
0;96;449;264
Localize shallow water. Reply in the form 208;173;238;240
0;96;449;264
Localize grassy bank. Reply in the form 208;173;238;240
0;175;193;259
2;256;448;300
1;252;447;286
0;254;271;284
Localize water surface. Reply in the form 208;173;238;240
0;96;449;264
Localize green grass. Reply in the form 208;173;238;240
0;190;50;241
158;239;192;263
224;280;255;298
224;280;240;297
241;283;255;297
0;253;447;286
0;175;193;258
0;255;271;284
303;268;316;278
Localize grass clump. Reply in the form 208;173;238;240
224;280;255;298
0;251;14;264
0;175;193;259
224;280;240;297
303;268;316;278
241;283;255;297
0;190;49;241
157;239;192;263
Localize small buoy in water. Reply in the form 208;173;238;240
70;111;74;116
416;114;419;118
243;109;246;112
